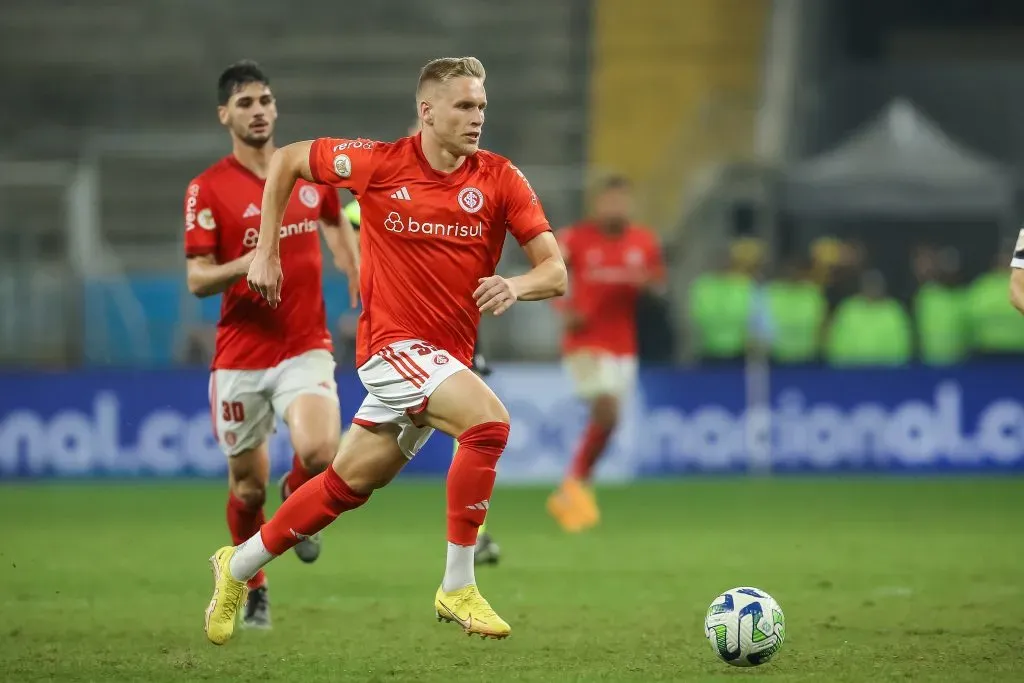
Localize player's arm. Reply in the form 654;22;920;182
476;163;567;315
259;142;315;258
186;252;256;298
249;138;374;306
510;232;567;301
321;214;359;272
320;192;361;308
183;179;252;297
475;232;567;316
641;231;669;297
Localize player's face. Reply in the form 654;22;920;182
593;186;632;231
217;82;277;148
428;77;486;157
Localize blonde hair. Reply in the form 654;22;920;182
416;57;486;97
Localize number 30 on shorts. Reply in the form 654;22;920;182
221;400;245;423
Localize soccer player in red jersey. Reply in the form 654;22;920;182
547;175;666;532
203;56;566;645
184;61;360;629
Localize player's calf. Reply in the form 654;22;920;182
420;370;511;634
225;424;406;590
281;394;343;563
227;452;270;590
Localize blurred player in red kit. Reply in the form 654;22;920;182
203;56;567;645
184;61;360;629
547;175;666;532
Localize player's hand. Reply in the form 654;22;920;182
475;275;519;316
247;251;283;308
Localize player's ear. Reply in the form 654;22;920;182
216;105;230;126
419;100;433;127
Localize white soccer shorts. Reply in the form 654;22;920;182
209;349;338;457
563;350;638;401
351;339;469;458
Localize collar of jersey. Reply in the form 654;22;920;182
410;133;476;186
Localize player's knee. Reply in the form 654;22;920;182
296;440;335;474
457;420;510;453
592;395;620;430
231;479;267;510
474;396;510;427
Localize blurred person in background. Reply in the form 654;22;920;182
341;118;501;565
809;237;868;315
765;254;827;365
825;269;912;367
548;174;665;533
913;244;967;365
687;238;762;365
183;61;360;629
966;243;1024;358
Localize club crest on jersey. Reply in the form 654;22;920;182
333;154;352;178
434;353;451;365
298;185;321;209
457;187;484;214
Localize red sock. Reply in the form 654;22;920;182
260;466;369;555
227;493;267;590
283;453;314;498
569;420;613;481
447;421;509;546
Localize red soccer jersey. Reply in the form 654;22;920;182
183;155;340;370
557;221;665;356
307;134;551;368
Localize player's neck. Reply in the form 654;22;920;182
231;139;277;179
419;134;466;174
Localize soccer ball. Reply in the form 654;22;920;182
704;586;786;667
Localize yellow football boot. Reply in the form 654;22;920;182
434;584;511;639
204;546;248;646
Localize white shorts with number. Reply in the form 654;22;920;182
352;339;468;459
563;350;638;401
209;349;338;457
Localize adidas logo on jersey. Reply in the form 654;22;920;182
389;187;411;201
243;203;261;218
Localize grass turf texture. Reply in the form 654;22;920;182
0;478;1021;682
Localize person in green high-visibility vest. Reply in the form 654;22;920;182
342;118;500;565
912;245;968;365
688;239;762;364
826;270;913;367
765;256;827;365
967;247;1024;359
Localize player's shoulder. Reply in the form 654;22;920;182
628;222;660;242
323;136;401;158
189;156;239;189
473;149;521;179
561;220;595;237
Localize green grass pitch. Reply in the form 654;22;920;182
1;478;1022;682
